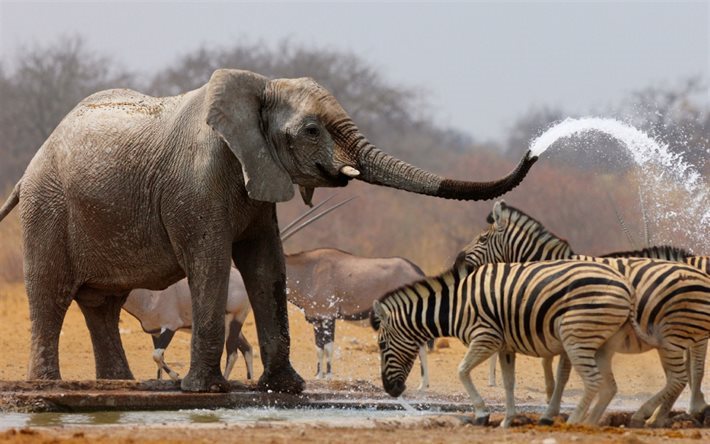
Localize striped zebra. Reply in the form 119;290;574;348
371;259;638;426
463;201;710;425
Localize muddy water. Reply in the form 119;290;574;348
0;407;432;430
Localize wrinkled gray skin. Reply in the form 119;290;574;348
0;69;537;393
285;248;428;385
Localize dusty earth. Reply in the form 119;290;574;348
0;282;708;442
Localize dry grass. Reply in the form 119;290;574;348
0;211;22;285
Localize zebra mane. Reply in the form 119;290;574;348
489;204;574;254
371;263;470;331
601;245;691;260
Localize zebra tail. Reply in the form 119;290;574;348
627;301;661;349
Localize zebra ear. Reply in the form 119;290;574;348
492;200;509;229
454;251;467;268
372;301;389;325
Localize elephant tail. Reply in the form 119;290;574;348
0;180;20;222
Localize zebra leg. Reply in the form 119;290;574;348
630;347;687;428
458;340;498;425
223;317;242;380
542;356;555;403
416;344;430;391
487;353;497;387
151;328;178;381
565;349;603;424
498;351;517;428
540;354;572;425
237;332;254;380
688;339;708;417
586;346;618;425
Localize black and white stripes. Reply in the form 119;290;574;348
461;201;710;426
372;260;636;426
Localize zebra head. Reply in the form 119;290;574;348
460;201;511;267
461;200;573;266
371;300;419;397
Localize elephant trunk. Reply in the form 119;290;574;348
352;140;537;201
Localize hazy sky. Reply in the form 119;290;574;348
0;1;707;141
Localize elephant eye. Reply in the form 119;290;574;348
303;124;321;139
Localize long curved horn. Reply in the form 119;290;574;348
281;196;358;242
280;193;339;235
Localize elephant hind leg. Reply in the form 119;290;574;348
26;280;74;380
75;289;134;380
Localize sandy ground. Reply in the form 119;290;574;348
0;282;708;442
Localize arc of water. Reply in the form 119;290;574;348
529;117;709;253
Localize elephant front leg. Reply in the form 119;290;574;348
180;255;232;393
233;225;304;394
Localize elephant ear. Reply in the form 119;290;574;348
206;69;295;203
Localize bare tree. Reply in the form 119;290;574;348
0;36;134;184
148;41;421;132
620;77;709;171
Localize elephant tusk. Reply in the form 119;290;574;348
340;166;360;178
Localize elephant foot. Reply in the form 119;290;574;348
180;367;229;393
28;363;61;381
258;364;305;394
96;363;134;380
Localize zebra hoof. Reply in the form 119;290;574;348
474;414;490;426
538;417;554;426
628;417;646;428
691;405;710;425
655;412;701;429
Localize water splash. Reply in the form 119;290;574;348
397;397;418;412
529;117;709;252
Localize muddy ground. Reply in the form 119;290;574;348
0;282;708;442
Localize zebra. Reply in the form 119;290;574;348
463;200;710;425
371;259;639;426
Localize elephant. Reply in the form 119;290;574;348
0;68;537;393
